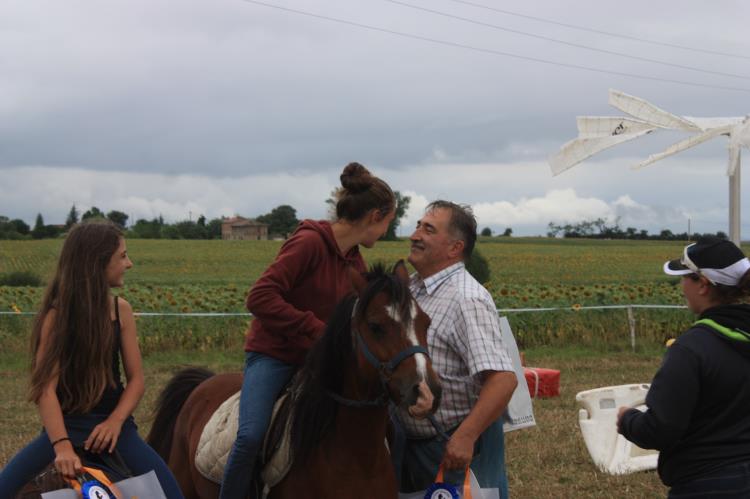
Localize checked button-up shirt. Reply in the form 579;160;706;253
397;261;514;438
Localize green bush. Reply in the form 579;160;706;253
466;248;491;284
0;271;44;287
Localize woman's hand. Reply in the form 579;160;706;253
54;440;82;478
84;417;123;453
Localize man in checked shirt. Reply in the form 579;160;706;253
395;200;518;498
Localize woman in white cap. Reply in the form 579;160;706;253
617;237;750;497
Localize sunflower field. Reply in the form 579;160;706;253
1;237;697;352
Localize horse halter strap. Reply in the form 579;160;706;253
327;334;428;408
356;331;429;383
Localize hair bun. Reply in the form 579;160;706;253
340;162;373;194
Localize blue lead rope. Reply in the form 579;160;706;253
427;413;451;441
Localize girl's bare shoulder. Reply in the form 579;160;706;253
110;295;133;320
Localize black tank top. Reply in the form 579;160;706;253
89;296;125;415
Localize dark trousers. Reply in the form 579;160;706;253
668;462;750;498
390;411;508;498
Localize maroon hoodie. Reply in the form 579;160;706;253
244;220;366;365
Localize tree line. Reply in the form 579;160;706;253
0;204;302;240
546;218;727;241
1;191;413;241
1;209;727;242
6;202;718;242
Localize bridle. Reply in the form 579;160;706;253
326;299;429;408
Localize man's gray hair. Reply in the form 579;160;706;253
426;200;476;259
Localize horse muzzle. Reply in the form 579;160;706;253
396;375;442;414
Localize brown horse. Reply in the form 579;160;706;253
147;262;442;499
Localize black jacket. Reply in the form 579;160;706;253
619;304;750;486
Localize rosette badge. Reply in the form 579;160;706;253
81;479;116;499
424;482;460;499
65;468;120;499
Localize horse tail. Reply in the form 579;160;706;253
147;367;215;460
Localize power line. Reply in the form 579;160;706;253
444;0;750;61
241;1;750;94
383;0;750;81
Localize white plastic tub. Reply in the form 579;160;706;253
576;384;658;475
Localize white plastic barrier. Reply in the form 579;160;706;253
576;384;658;475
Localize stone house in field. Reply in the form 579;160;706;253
221;216;269;240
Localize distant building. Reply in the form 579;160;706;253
221;216;268;240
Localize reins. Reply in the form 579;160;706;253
326;330;429;408
346;332;449;441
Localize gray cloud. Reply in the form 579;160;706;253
2;0;748;174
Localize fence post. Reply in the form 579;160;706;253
627;306;636;352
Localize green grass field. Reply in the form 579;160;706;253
0;237;691;497
0;346;667;499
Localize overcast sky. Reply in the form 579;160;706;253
2;0;749;236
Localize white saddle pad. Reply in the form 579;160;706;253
194;390;293;489
195;391;241;484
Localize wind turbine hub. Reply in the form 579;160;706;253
732;118;750;149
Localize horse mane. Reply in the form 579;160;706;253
289;262;412;463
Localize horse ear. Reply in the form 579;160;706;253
349;265;368;296
393;260;410;286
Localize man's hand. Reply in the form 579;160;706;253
441;431;474;471
407;381;434;419
438;370;516;471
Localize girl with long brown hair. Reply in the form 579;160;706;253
0;220;183;498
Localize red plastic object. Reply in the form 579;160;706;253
524;367;560;398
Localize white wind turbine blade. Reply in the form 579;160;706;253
609;89;701;131
684;116;744;131
632;125;733;170
549;127;655;175
576;116;655;138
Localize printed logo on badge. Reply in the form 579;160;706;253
424;482;460;499
84;484;112;499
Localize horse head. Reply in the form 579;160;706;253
288;261;442;469
348;260;442;413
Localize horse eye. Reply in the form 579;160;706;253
367;322;384;335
